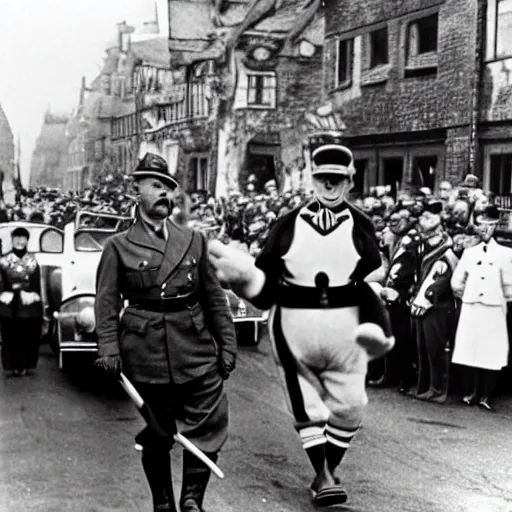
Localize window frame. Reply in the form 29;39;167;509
335;37;354;89
246;72;277;109
369;26;389;69
487;0;512;61
403;10;440;78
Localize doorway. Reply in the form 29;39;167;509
412;155;437;191
382;157;404;198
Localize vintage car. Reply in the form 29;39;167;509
54;211;132;370
53;211;268;370
0;221;65;341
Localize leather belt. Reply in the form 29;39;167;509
276;283;360;309
128;292;198;313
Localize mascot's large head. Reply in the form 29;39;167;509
311;144;355;209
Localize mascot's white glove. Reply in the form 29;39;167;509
20;291;40;306
0;291;14;305
208;239;266;300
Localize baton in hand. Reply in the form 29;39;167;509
118;372;225;479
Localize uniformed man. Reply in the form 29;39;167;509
410;200;459;403
94;153;237;512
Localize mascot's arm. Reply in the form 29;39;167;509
208;211;294;310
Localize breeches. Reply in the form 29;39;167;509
269;306;368;432
135;365;229;454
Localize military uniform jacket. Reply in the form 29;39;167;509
0;251;43;319
95;217;237;384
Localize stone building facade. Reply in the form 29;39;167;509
168;0;325;195
29;112;70;189
0;104;15;202
322;0;479;196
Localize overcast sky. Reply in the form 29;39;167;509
0;0;168;184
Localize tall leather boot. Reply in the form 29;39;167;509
180;450;217;512
142;449;177;512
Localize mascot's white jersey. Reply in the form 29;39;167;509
269;207;367;424
283;207;361;287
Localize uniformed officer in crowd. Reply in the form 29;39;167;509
0;227;43;376
94;153;237;512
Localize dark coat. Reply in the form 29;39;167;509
0;251;43;319
95;217;237;384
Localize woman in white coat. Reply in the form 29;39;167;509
451;205;512;410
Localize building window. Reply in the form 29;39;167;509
370;27;388;68
407;14;438;58
247;73;276;108
487;0;512;60
405;13;439;77
190;156;208;191
336;38;353;87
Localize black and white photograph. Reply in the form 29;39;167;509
0;0;512;511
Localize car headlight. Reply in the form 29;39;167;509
57;296;96;341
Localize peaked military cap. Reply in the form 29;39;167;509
132;153;179;189
311;144;356;178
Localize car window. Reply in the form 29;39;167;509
74;231;112;251
40;228;64;253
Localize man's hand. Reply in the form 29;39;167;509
218;350;236;380
94;355;122;376
208;239;265;299
0;292;14;305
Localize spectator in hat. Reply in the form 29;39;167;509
451;205;512;411
409;200;459;402
0;227;43;377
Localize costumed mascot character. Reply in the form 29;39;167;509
208;144;395;508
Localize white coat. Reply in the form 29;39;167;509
451;239;512;370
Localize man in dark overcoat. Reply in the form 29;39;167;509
94;153;237;512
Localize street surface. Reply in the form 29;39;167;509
1;340;512;512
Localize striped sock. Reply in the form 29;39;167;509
299;425;327;475
325;423;360;472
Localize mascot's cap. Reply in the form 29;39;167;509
475;205;500;225
132;153;179;189
423;199;443;215
311;144;356;178
11;227;30;239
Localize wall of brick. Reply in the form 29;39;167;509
323;0;477;136
444;126;472;184
222;50;324;192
